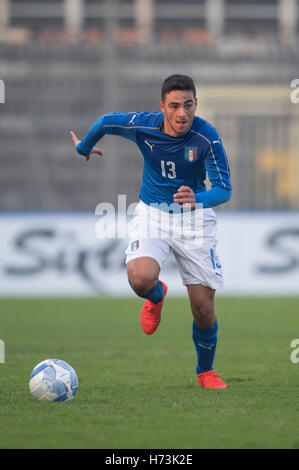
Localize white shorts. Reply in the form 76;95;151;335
125;201;224;290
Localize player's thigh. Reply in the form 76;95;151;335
125;237;170;291
171;239;224;290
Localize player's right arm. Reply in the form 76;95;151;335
70;112;140;161
70;130;104;162
70;115;106;161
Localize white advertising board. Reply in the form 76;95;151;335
0;212;298;296
217;212;299;295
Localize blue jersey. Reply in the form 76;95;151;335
76;111;231;208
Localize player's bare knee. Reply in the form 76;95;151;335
192;302;215;329
128;274;156;297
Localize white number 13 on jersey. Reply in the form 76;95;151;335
161;160;176;179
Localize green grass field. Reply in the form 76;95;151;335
0;296;298;449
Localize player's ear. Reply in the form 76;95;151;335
159;100;165;113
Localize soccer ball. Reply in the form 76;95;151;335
29;358;78;402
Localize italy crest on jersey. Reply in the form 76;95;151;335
184;147;198;162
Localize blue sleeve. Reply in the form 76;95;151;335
76;115;106;157
76;112;139;157
195;187;231;208
195;137;232;208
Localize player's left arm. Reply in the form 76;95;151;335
173;138;231;209
194;138;232;208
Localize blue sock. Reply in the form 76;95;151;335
134;280;164;304
192;319;218;374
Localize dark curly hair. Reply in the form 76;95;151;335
161;74;196;102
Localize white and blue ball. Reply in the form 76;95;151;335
29;359;78;402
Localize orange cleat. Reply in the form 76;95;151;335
197;370;227;389
140;281;168;335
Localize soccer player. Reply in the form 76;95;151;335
70;74;231;389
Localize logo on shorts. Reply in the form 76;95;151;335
131;240;139;251
184;147;198;162
210;248;222;277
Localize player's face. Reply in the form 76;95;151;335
160;90;197;137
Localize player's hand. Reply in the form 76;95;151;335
70;131;81;148
173;186;196;209
70;131;104;162
90;146;104;157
